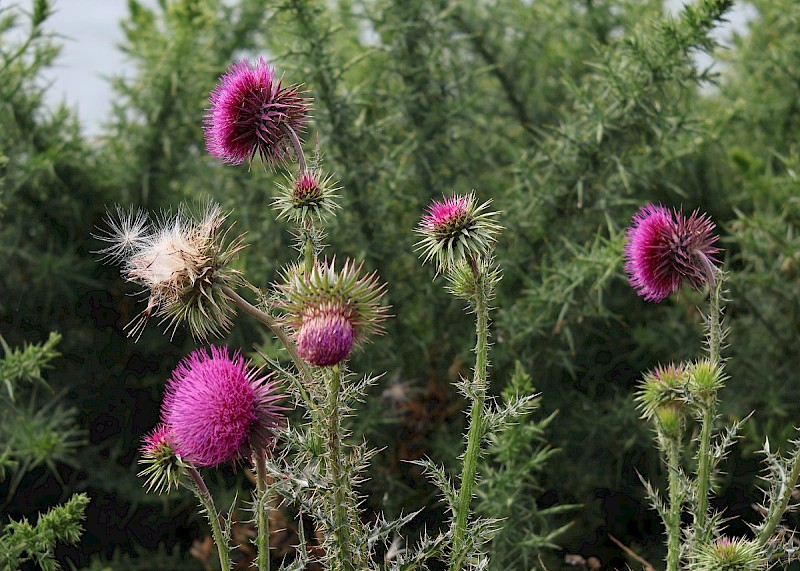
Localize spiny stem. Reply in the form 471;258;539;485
664;436;682;571
187;467;231;571
325;365;353;571
694;273;724;542
450;270;490;571
284;124;307;174
254;453;271;571
303;222;315;276
757;447;800;548
222;285;317;411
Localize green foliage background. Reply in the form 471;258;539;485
1;0;798;568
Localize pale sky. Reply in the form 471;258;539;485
41;0;757;136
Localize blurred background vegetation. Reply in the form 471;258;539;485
1;0;798;568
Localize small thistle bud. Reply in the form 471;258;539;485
688;358;725;404
624;204;720;302
94;202;245;340
415;193;501;272
204;58;311;168
655;403;684;440
445;256;503;304
161;346;286;468
272;169;340;224
691;537;766;570
277;258;389;367
138;423;187;494
635;363;689;422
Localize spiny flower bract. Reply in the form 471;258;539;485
161;346;285;468
276;258;389;367
137;423;187;494
690;536;766;570
95;202;245;340
624;204;720;302
415;193;501;271
204;58;311;167
635;362;688;421
272;169;340;224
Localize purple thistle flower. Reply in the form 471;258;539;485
161;346;285;467
296;306;356;367
277;258;389;368
204;58;311;167
624;204;720;302
415;192;501;271
138;423;186;493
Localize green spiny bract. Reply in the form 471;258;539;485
635;363;690;424
272;169;341;225
690;536;766;571
415;193;502;273
276;258;389;367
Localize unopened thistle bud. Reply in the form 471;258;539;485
161;346;286;468
277;258;389;367
688;358;725;404
94;202;245;340
204;58;311;168
272;169;340;224
138;423;187;494
445;256;502;305
415;193;501;272
624;204;720;302
635;363;689;424
691;537;766;571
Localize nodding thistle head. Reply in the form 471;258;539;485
94;202;245;340
635;363;689;428
624;204;720;302
204;58;311;168
277;258;389;367
691;537;766;571
138;423;187;494
415;193;501;272
688;358;725;404
161;346;286;468
272;169;340;224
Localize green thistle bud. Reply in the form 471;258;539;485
276;258;390;367
415;193;501;272
691;537;766;571
137;424;189;494
635;363;689;423
655;403;685;440
445;256;502;305
688;358;725;404
272;169;340;224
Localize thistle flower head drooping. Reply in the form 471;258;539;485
137;423;187;494
691;536;766;571
204;58;311;168
272;169;340;224
624;204;720;302
95;202;245;340
277;258;389;367
161;346;286;468
415;193;501;272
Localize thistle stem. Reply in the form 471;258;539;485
222;285;317;411
284;125;307;174
187;467;231;571
303;222;315;276
664;437;682;571
450;273;490;571
254;453;271;571
325;365;353;571
757;447;800;548
694;272;724;542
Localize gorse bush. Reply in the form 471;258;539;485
2;0;799;568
